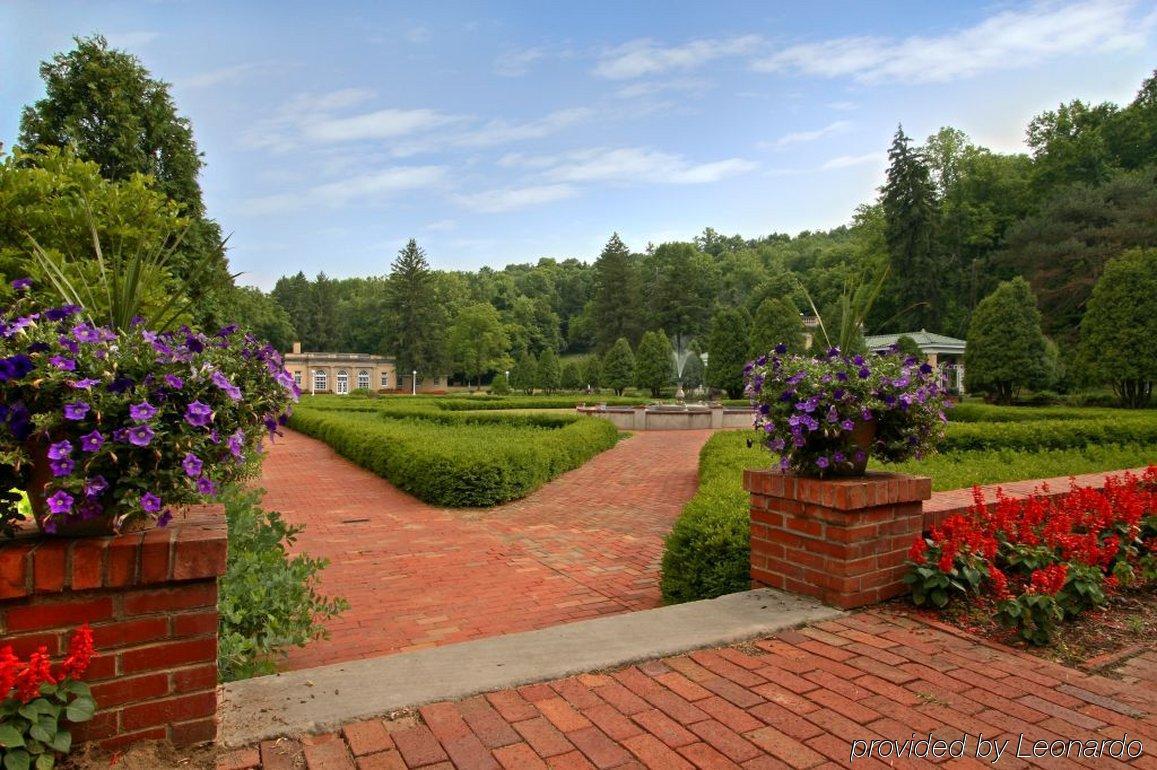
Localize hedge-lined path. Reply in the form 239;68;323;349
216;608;1157;770
258;427;714;670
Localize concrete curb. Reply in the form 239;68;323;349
219;588;841;747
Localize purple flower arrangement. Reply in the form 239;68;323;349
0;280;300;536
745;344;948;477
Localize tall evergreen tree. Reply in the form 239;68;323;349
17;35;232;324
635;330;674;398
509;351;537;395
882;125;940;330
387;239;445;379
749;298;806;357
706;308;750;399
591;233;643;352
1078;249;1156;407
536;347;561;393
646;242;716;348
271;272;314;348
311;272;340;351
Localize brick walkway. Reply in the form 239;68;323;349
258;428;713;669
217;609;1157;770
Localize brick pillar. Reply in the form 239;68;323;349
744;470;931;609
0;506;226;750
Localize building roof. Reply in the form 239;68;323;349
863;330;966;354
284;351;395;364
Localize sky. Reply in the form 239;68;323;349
2;1;1156;289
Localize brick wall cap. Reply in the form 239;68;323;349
744;468;932;509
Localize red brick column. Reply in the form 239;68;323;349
0;506;226;750
744;470;931;609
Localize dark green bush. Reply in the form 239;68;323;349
289;407;620;507
218;485;348;681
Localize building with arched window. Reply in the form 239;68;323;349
283;342;448;394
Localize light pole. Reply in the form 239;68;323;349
412;370;417;396
504;370;510;384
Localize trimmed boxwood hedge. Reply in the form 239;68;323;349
288;406;620;507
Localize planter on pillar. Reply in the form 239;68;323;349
745;469;931;609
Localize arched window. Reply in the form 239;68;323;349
380;371;390;388
336;369;349;395
357;370;370;390
313;370;327;392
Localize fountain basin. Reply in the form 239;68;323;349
575;404;755;431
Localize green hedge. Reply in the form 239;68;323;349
289;407;620;507
660;427;1156;605
943;416;1157;451
946;402;1130;423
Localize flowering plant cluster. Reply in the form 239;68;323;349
906;467;1156;644
0;280;299;536
0;625;96;766
745;345;947;476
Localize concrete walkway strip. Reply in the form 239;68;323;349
219;588;841;746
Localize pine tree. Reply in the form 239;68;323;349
965;277;1047;404
387;239;445;380
602;338;636;396
706;308;750;399
591;233;643;352
509;351;537;395
635;330;674;398
583;355;603;391
1078;248;1156;407
537;347;561;394
882;125;940;330
749;298;805;357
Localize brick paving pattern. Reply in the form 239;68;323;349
259;428;713;669
216;609;1157;769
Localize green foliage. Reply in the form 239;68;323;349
601;338;635;396
635;330;674;398
536;347;561;393
679;341;705;390
16;35;232;326
645;242;717;346
0;679;94;769
509;351;537;395
1078;249;1156;407
222;285;296;351
940;415;1157;453
449;302;510;387
965;277;1047;404
490;372;511;395
583;355;602;390
883;126;940;330
591;233;643;351
288;403;619;507
705;308;749;398
894;335;923;358
388;239;446;379
749;298;805;357
218;485;347;681
560;360;582;391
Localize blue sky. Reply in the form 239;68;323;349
2;1;1155;289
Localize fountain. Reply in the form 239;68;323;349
672;342;694;404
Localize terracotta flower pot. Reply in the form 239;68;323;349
828;419;877;477
25;438;146;537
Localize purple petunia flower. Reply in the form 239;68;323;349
157;509;173;527
185;401;213;427
63;401;90;420
182;453;203;477
815;456;830;469
44;305;82;321
127;424;155;447
69;377;100;389
228;429;245;460
164;374;184;389
78;500;103;520
196;476;218;496
71;323;102;343
84;476;108;498
46;490;73;515
47;440;72;460
140;492;163;513
841;419;855;431
129;401;157;422
49;355;76;371
49;458;75;477
79;430;104;453
10;277;32;291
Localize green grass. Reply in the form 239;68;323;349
660;403;1157;605
289;397;620;507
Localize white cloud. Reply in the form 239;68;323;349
239;165;447;215
176;62;280;90
506;147;757;185
425;219;458;231
827;101;858;111
771;120;852;148
612;77;711;100
820;152;885;170
303;108;462;142
456;184;578;213
594;35;762;79
455;108;594;147
494;47;548;77
753;0;1150;84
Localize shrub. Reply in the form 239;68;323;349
289;406;619;507
943;416;1157;452
217;485;347;681
537;348;561;394
906;467;1156;644
489;374;511;395
602;338;635;396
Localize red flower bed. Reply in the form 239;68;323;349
906;466;1156;644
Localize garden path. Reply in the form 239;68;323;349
217;608;1157;770
257;427;713;670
